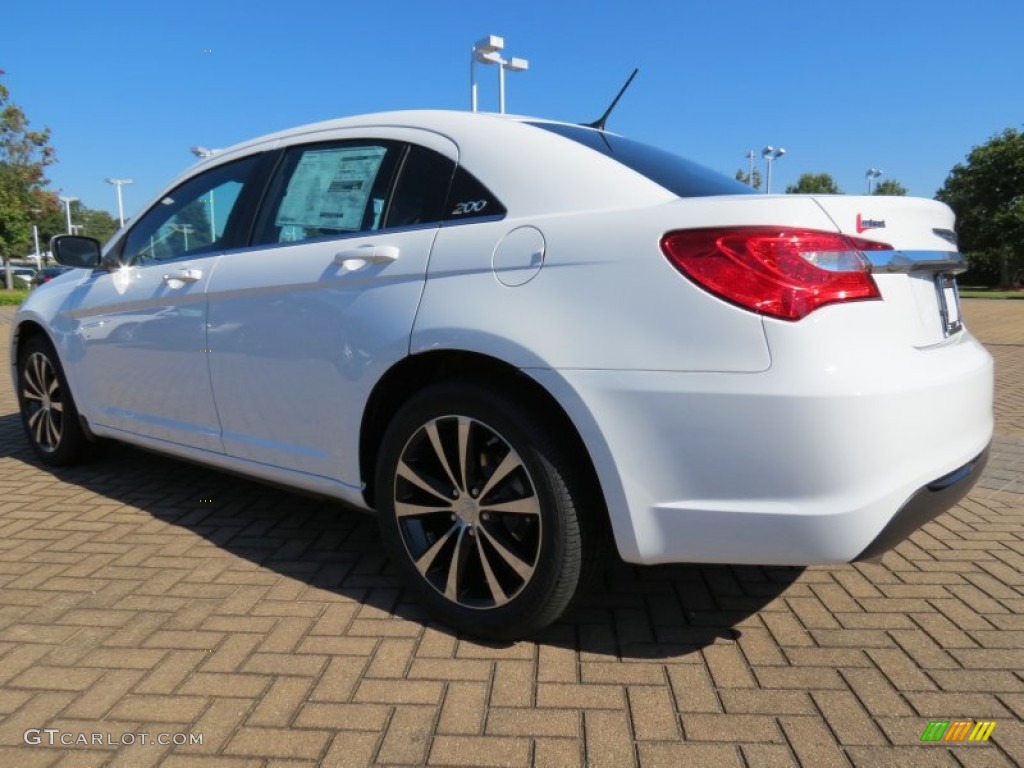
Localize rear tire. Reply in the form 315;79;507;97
375;381;594;639
17;336;93;466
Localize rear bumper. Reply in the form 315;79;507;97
855;445;989;561
529;324;994;566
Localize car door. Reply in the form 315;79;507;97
205;132;457;484
66;154;262;452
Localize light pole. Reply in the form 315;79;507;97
171;223;195;251
470;35;528;113
866;168;883;194
190;146;220;159
498;56;529;114
29;206;43;267
59;196;78;234
106;178;133;227
470;35;503;112
32;224;41;268
762;146;786;194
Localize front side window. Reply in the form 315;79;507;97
254;141;402;245
123;155;260;265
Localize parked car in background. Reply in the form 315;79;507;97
10;110;993;638
7;266;37;289
30;266;71;288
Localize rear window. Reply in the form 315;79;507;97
528;122;753;198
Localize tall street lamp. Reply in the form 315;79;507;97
866;168;883;194
59;196;78;234
171;223;195;251
762;146;786;194
32;223;42;267
106;177;133;227
498;56;529;114
29;206;43;267
470;35;528;113
470;35;503;112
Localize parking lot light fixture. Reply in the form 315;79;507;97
470;35;504;112
866;168;883;194
170;223;195;251
762;146;786;194
59;196;78;234
32;224;41;267
499;56;529;114
105;178;133;227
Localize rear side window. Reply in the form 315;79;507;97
384;145;454;228
528;122;753;198
444;166;507;221
253;141;402;245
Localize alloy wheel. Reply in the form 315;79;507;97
21;351;64;453
393;415;543;609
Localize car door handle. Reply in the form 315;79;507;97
162;268;202;284
333;245;400;270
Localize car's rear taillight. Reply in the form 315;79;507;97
660;227;890;321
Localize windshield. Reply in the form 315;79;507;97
528;122;753;198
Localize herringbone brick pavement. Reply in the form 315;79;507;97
0;299;1021;767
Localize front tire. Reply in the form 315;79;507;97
375;382;590;639
17;335;93;466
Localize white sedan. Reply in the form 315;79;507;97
10;110;993;638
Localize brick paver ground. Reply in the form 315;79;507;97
0;298;1021;767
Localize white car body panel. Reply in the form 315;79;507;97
9;109;993;571
34;262;223;452
205;226;438;484
533;305;992;565
413;196;847;372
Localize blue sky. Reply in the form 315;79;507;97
3;1;1022;220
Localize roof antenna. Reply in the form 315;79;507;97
583;68;639;131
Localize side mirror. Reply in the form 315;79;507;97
50;235;102;269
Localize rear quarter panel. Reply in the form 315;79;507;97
412;196;842;372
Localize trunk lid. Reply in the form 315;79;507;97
810;195;966;347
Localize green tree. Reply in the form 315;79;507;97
175;199;213;250
69;201;119;246
735;167;762;191
35;199;66;257
785;173;842;194
936;128;1024;288
1;69;58;287
872;179;908;196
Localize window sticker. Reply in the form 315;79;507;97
275;147;386;231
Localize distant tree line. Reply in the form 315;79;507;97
735;169;908;196
1;70;116;288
